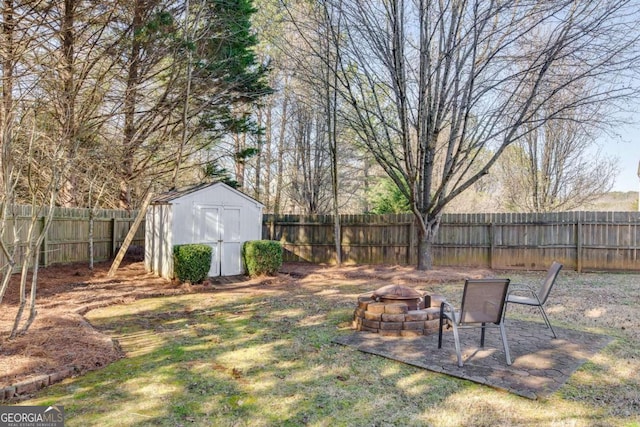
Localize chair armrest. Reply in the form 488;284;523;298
440;300;458;324
507;283;537;297
440;300;456;314
507;283;544;305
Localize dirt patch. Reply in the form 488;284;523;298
281;263;494;284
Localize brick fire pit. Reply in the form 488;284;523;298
352;284;446;337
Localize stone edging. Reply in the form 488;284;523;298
1;367;78;402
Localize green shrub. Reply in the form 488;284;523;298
242;240;282;277
173;244;212;283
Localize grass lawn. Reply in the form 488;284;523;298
23;267;640;426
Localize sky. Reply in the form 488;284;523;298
607;124;640;192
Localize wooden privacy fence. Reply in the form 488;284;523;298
262;211;640;272
0;205;143;270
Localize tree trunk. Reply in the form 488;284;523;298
118;175;132;210
416;233;433;271
263;104;273;210
171;0;192;188
274;86;289;214
1;0;14;192
57;0;78;207
254;108;262;200
362;155;370;213
20;250;40;335
235;132;246;188
415;213;441;270
119;0;143;209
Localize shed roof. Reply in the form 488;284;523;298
151;182;264;207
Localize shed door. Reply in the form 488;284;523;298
196;206;242;277
221;207;242;276
197;207;221;277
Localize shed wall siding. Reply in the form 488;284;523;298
159;205;173;278
145;204;174;279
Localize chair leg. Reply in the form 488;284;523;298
499;323;512;365
502;301;509;323
537;305;557;338
438;304;445;348
451;322;463;367
438;308;463;367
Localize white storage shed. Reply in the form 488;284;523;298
145;182;264;279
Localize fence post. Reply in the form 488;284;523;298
489;222;495;269
40;216;48;267
270;218;275;241
111;218;118;257
408;219;416;265
577;218;583;273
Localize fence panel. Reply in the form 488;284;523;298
0;206;142;270
5;208;638;272
580;211;640;271
434;213;491;267
263;211;640;272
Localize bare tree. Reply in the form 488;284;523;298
327;0;640;269
116;0;182;208
0;103;71;339
33;1;123;207
273;81;289;214
0;0;63;338
320;0;343;264
261;0;346;262
499;116;617;212
8;124;63;337
288;96;333;214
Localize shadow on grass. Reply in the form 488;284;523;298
29;289;457;426
27;271;640;426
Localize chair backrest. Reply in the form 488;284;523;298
459;279;510;325
537;261;563;304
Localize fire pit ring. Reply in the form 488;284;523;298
352;286;448;337
372;284;426;310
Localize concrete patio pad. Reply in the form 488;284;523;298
333;319;612;399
